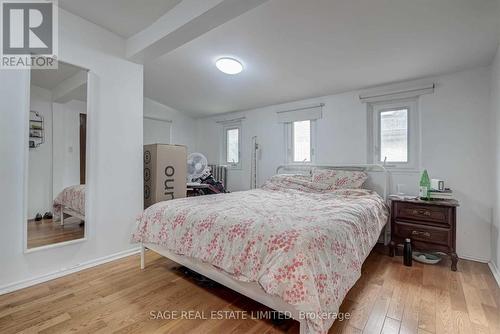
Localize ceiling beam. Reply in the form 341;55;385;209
52;70;87;103
126;0;268;63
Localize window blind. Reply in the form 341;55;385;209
276;104;323;123
359;83;434;103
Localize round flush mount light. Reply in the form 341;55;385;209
215;57;243;75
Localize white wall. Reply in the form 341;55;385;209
144;97;197;152
52;100;86;197
196;66;494;262
0;9;143;291
28;86;53;219
143;118;171;145
492;43;500;274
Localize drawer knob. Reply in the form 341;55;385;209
412;209;431;216
412;230;431;238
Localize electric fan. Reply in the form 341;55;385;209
187;152;208;182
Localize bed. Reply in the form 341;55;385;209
132;165;389;334
53;184;85;225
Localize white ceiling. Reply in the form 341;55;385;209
59;0;182;38
143;0;500;116
56;84;87;103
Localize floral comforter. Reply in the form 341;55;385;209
132;177;388;333
53;185;86;220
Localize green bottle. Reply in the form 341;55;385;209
419;170;431;200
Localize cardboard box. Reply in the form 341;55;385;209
144;144;187;208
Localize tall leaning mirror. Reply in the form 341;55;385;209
27;61;89;250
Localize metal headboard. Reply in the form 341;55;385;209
276;164;391;245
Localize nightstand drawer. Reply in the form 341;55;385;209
394;202;450;226
394;221;451;246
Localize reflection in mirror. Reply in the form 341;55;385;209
27;61;88;249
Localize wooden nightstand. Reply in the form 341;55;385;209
389;198;459;271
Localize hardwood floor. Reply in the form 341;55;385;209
0;248;498;334
27;218;84;249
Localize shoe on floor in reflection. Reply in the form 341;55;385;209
35;213;42;221
43;212;53;219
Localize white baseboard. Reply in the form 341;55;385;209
458;254;490;263
0;247;141;296
488;261;500;288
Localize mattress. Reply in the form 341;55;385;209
132;177;389;333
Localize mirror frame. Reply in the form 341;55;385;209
23;60;92;253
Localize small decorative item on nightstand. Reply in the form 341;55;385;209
389;197;459;271
419;170;431;200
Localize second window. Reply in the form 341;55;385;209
286;120;314;163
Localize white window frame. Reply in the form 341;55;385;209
285;119;316;164
368;99;420;170
222;123;242;169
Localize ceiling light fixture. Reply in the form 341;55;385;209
215;57;243;75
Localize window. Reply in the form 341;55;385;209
370;100;419;169
379;108;408;163
226;128;239;164
223;124;241;169
293;120;311;162
286;120;315;163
